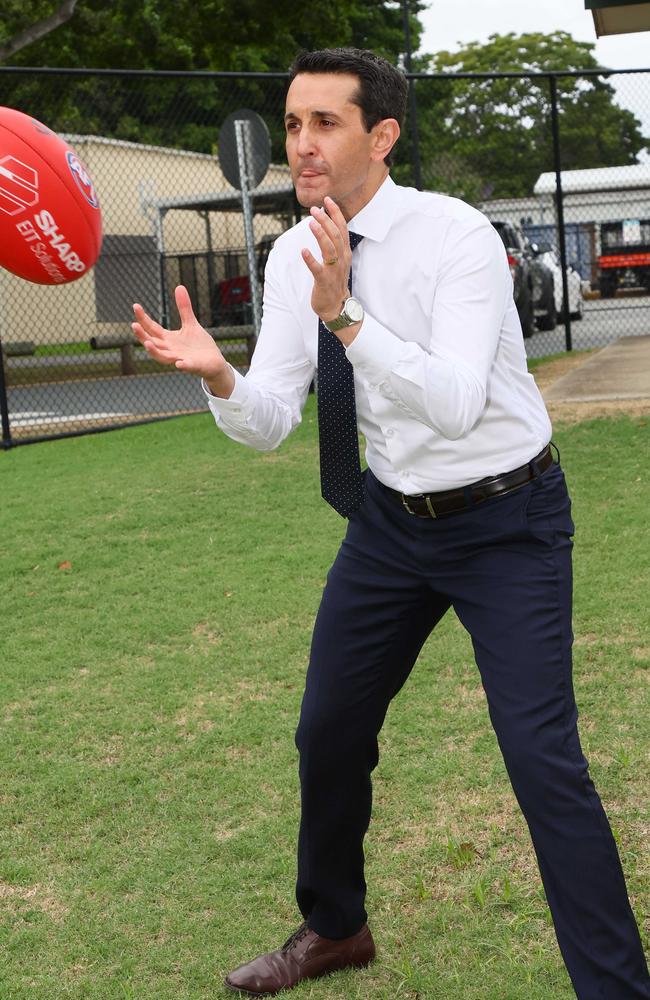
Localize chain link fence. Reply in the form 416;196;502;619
1;66;649;446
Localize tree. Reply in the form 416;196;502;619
0;0;426;161
416;31;649;199
0;1;79;62
0;0;425;73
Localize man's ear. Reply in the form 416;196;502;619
370;118;400;163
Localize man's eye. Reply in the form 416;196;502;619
320;120;334;127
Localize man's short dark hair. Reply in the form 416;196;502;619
288;47;408;167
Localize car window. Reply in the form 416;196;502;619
492;224;511;250
490;222;525;252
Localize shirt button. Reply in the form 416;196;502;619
386;428;394;438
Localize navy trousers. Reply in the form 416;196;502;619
295;462;650;1000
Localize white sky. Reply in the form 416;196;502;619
419;0;650;145
419;0;650;68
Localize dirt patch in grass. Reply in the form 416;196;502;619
0;881;68;922
531;352;597;391
192;621;224;647
531;352;650;424
174;680;275;736
547;398;650;424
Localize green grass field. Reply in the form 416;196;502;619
1;402;648;999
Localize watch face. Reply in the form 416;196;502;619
346;298;364;323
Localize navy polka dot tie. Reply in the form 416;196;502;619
317;231;364;517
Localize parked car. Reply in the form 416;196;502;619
530;243;584;320
491;220;535;337
529;250;557;332
493;221;565;334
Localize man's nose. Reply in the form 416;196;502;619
296;125;317;157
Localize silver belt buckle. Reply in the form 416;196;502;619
400;493;437;518
401;493;416;515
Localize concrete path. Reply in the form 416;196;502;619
543;335;650;403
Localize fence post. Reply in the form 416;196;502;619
0;339;13;449
549;74;572;352
402;0;422;191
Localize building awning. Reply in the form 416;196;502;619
534;163;650;195
143;182;296;217
585;0;650;36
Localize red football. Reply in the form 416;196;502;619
0;106;102;285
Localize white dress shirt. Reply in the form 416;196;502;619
204;175;551;494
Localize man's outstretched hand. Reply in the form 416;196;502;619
132;284;235;398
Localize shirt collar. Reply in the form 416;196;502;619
347;174;399;244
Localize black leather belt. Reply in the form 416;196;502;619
381;445;554;519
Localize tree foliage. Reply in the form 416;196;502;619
1;13;647;203
416;31;649;198
1;0;425;71
0;0;425;164
0;1;78;62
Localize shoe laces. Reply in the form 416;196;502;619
281;921;310;952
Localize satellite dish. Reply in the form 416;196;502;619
218;109;271;190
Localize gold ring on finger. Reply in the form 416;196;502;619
324;257;339;265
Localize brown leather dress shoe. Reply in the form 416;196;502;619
224;921;375;996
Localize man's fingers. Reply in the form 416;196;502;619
175;284;198;327
133;330;178;365
308;219;339;264
301;247;323;277
147;346;176;364
131;320;147;346
311;204;345;249
132;304;167;341
323;196;347;233
320;199;349;247
131;320;163;350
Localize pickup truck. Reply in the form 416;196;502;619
598;218;650;298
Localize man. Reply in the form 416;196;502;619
132;48;650;1000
